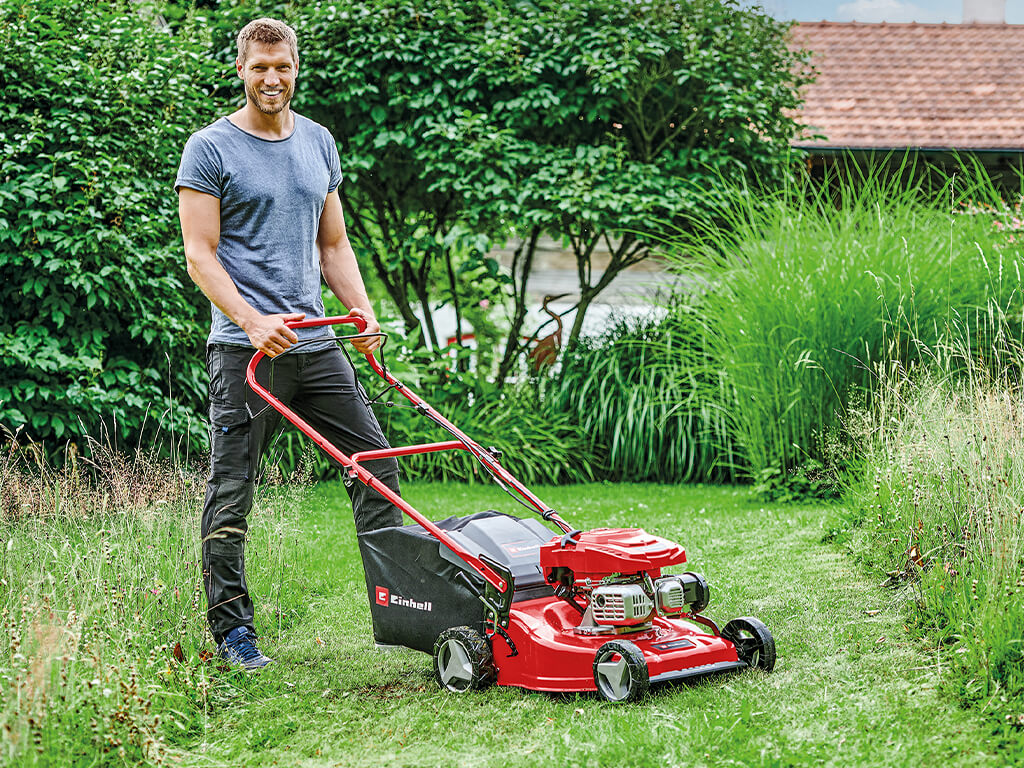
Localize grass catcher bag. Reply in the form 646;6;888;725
357;510;554;653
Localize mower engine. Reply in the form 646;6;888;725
539;528;711;634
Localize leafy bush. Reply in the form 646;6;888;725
264;344;598;486
0;0;224;454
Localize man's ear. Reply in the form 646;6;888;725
235;57;244;79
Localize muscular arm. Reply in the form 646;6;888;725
317;190;381;353
178;187;303;356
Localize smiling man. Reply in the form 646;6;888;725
175;18;403;669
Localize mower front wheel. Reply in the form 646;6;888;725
722;616;776;672
593;640;649;703
433;627;496;693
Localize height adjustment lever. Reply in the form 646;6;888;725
478;553;515;628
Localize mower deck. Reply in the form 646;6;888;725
495;598;745;693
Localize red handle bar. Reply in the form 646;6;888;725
244;315;525;594
282;315;368;334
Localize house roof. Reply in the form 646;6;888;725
790;22;1024;150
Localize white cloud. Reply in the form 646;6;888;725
835;0;955;22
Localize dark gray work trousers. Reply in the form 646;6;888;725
201;343;402;644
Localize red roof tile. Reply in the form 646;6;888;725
790;22;1024;150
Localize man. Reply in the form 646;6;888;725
175;18;402;669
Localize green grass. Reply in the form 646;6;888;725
662;168;1024;485
840;311;1024;727
2;480;1018;766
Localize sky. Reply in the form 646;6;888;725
747;0;1024;23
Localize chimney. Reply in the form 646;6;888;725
963;0;1006;22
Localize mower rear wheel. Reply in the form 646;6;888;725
722;616;776;672
433;627;496;693
593;640;649;703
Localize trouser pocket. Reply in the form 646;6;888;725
209;413;251;481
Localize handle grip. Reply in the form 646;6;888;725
284;314;367;333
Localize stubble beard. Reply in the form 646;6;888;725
245;81;292;116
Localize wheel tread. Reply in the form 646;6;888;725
432;626;496;693
722;616;776;672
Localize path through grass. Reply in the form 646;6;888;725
4;482;1017;766
175;482;1012;767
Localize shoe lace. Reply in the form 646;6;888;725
230;632;263;663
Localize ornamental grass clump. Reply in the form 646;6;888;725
845;308;1024;721
543;309;738;483
664;166;1024;492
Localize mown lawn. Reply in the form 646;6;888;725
3;482;1018;767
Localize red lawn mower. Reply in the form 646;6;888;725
247;316;775;703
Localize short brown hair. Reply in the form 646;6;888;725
236;18;298;65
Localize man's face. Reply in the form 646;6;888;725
236;40;297;116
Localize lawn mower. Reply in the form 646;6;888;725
246;315;775;703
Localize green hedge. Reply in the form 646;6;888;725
0;0;224;452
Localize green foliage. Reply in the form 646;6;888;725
296;0;809;356
264;343;597;485
0;0;225;452
842;310;1024;726
663;166;1024;492
542;309;737;483
752;459;841;503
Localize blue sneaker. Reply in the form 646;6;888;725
217;626;273;670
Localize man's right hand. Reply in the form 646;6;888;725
243;312;306;357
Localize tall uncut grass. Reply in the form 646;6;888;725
0;438;305;766
664;166;1024;487
843;302;1024;724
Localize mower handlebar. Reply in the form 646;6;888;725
244;313;573;592
284;314;367;334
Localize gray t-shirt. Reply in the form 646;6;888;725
175;114;341;348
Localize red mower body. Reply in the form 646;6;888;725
496;599;744;692
539;527;687;580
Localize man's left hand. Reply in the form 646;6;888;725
347;307;382;354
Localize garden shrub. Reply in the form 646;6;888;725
0;0;225;455
264;342;598;485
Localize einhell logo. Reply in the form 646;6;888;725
374;585;433;612
503;540;540;557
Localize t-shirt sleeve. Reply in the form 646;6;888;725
174;133;222;197
327;137;342;193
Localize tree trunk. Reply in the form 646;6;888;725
495;226;542;385
444;245;463;345
411;249;440;350
564;231;646;352
339;189;423;339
